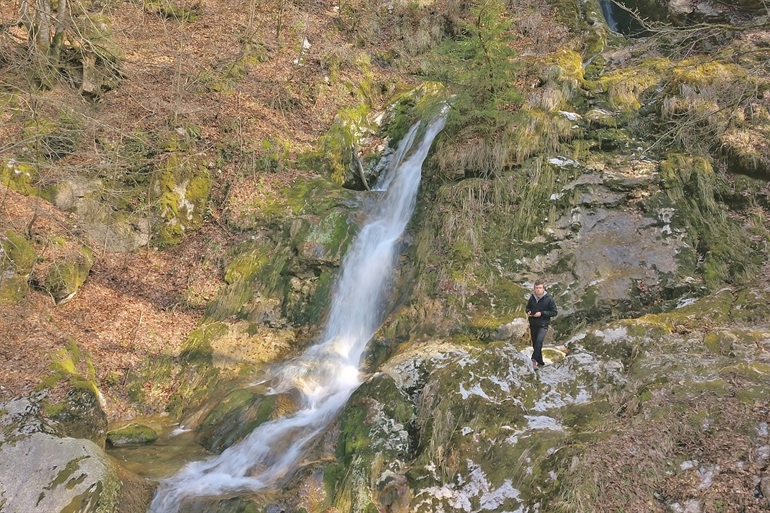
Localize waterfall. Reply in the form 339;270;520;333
599;0;619;32
148;113;446;513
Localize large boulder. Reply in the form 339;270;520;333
0;396;153;512
44;245;94;305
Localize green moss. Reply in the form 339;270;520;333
0;159;38;195
195;390;277;453
381;82;449;146
74;12;123;64
144;0;200;21
292;209;357;268
254;176;357;223
206;244;293;322
224;244;272;284
0;275;28;303
735;385;770;405
732;289;770;323
670;59;748;89
560;402;612;431
703;331;734;355
180;322;229;364
719;362;770;381
1;230;35;273
653;154;767;289
106;423;159;446
324;462;346;500
44;246;94;305
330;373;415;508
588;59;668;114
150;152;210;247
319;103;374;184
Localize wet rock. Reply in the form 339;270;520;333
106;423;159;447
48;385;108;446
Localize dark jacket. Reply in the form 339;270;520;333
526;292;558;327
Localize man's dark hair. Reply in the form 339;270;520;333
534;280;544;287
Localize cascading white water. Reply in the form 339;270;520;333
149;113;446;513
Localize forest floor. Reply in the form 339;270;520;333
0;0;371;418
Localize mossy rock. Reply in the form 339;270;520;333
0;274;30;303
44;246;94;305
207;244;292;322
150;152;210;247
0;432;124;513
291;209;358;267
73;13;124;63
0;230;36;303
106;423;159;446
0;230;37;277
284;266;337;326
328;373;416;511
319;103;375;186
720;125;770;179
0;158;38;195
180;322;230;365
585;108;618;128
46;385;108;446
194;389;279;453
71;13;124;96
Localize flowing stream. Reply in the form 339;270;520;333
149;114;446;512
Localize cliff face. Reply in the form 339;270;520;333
1;0;770;511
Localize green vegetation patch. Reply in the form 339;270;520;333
150;152;210;247
44;246;94;305
106;423;159;446
195;389;277;453
654;154;768;288
0;158;38;195
143;0;200;21
0;230;36;303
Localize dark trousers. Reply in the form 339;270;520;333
530;325;547;366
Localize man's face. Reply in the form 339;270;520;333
533;284;545;296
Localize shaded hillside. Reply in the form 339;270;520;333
0;0;410;408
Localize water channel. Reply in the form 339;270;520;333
126;114;448;512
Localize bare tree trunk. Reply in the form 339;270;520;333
50;0;67;65
33;0;51;54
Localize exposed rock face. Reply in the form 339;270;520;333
0;432;121;512
54;178;152;253
0;396;152;512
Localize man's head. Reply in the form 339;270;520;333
533;281;545;297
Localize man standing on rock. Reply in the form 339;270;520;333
526;280;557;370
